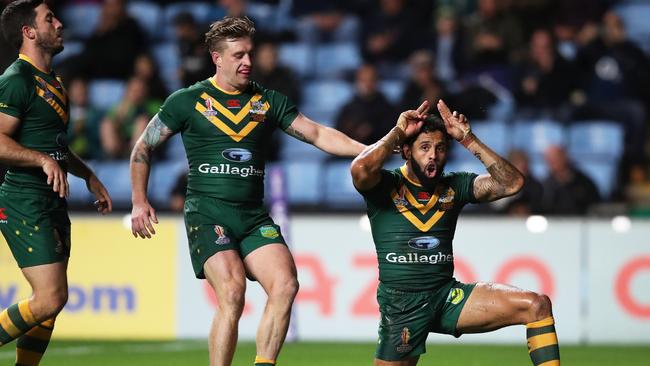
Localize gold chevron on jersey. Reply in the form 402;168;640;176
34;78;68;124
391;185;447;232
195;101;258;142
34;75;67;105
199;92;267;124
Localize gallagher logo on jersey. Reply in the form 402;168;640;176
202;98;218;117
408;236;440;250
222;148;252;162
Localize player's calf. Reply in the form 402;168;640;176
525;294;559;366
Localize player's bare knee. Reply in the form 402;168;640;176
271;276;299;304
33;288;68;320
218;283;246;315
529;293;552;321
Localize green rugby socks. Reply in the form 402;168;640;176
16;318;56;366
0;300;37;346
526;316;560;365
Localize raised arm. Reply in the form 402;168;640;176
437;99;524;202
351;101;429;191
0;112;68;197
284;113;366;157
129;114;175;238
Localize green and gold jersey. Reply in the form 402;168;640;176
361;165;478;291
0;55;69;194
158;79;298;204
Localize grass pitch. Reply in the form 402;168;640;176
1;340;648;365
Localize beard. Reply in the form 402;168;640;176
409;156;445;191
37;32;64;56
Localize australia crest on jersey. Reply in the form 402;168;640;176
438;186;456;211
202;98;219;117
392;185;409;211
38;79;54;100
214;225;231;245
249;100;268;122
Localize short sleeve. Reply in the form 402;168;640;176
447;172;479;205
158;89;190;133
267;89;299;131
358;170;401;208
0;74;32;119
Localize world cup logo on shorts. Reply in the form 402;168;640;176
396;327;413;353
214;225;230;245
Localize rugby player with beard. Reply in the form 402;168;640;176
351;100;561;366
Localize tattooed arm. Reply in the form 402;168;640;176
284;113;366;157
351;101;429;191
436;100;524;202
129;114;175;238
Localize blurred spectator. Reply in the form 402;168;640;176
219;0;246;17
541;145;600;215
361;0;421;64
76;0;146;79
251;39;301;105
99;77;150;159
399;51;447;114
429;6;466;85
572;10;650;163
133;53;168;102
335;64;395;145
293;0;360;43
463;0;524;70
173;12;213;87
251;39;302;161
492;149;543;216
66;77;104;160
170;171;188;212
514;28;578;120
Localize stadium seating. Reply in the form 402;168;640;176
575;159;618;199
149;160;189;207
511;119;565;157
279;132;328;161
301;80;354;119
323;160;365;209
282;160;322;205
278;43;314;79
567;121;624;161
88;79;126;111
165;134;187;163
451;120;509;162
53;41;83;66
314;43;362;79
378;80;406;105
614;1;650;54
67;170;93;205
152;42;182;93
61;3;101;39
162;2;224;39
93;161;132;206
127;1;163;41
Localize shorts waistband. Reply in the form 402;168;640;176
378;282;436;295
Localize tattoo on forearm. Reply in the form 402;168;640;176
133;151;150;166
286;126;307;142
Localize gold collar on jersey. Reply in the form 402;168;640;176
19;54;69;124
390;165;455;232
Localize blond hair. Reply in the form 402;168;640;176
205;16;255;53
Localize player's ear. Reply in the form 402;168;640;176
211;51;221;67
401;144;411;160
22;25;36;41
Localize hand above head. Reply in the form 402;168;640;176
436;99;472;142
396;100;429;138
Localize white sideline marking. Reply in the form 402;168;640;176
0;341;206;359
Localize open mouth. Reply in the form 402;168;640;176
425;162;437;178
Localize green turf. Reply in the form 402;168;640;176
1;340;648;365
